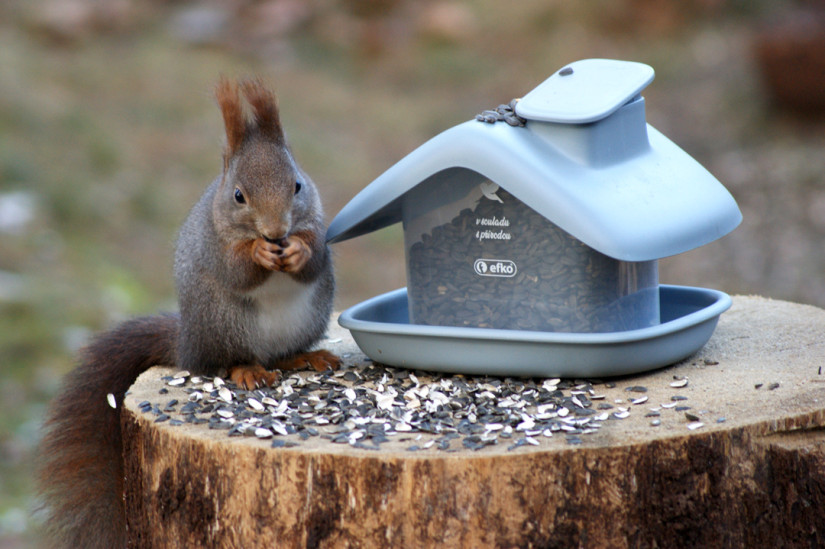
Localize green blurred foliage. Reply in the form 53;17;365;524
2;0;823;544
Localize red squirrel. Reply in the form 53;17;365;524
35;77;340;548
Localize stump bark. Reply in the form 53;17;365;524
122;296;825;548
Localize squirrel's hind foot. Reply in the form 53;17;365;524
229;364;281;390
229;351;341;390
279;349;341;372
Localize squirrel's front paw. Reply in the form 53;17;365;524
252;236;310;273
277;235;311;274
252;238;282;271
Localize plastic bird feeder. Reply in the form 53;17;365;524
326;59;742;377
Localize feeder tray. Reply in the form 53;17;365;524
327;59;741;376
338;285;731;378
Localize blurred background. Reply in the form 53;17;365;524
2;0;824;545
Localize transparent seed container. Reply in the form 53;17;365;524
402;170;659;332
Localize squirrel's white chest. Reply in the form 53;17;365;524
246;272;317;357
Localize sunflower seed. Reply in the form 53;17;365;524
255;428;273;439
271;439;298;448
147;361;708;453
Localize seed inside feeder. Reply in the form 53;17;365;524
404;185;659;333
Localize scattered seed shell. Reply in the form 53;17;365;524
255;428;273;439
142;359;712;452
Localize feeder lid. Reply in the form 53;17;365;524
515;58;655;123
326;59;742;261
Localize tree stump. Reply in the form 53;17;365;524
122;296;825;548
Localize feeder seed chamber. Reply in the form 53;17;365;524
326;58;741;378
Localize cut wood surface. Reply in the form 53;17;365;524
122;295;825;548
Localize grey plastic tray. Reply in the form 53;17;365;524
338;285;731;378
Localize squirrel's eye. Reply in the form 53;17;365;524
234;187;246;204
294;181;302;195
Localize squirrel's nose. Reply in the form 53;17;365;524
260;219;290;243
264;235;288;248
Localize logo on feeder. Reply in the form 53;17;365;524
474;258;517;277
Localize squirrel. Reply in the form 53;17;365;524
35;77;341;549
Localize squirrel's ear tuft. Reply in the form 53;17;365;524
240;78;285;144
215;76;245;159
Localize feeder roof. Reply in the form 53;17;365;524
515;58;655;123
326;59;741;261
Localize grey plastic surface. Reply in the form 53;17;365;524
515;59;655;123
326;59;742;262
338;285;731;378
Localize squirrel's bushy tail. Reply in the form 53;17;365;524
36;314;178;549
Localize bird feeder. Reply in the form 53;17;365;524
326;59;741;377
